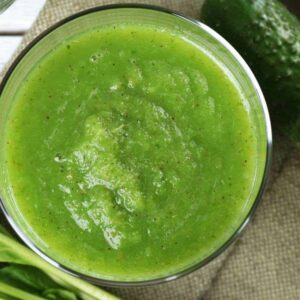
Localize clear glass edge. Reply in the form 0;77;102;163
0;3;273;287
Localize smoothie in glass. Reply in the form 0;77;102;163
0;7;270;283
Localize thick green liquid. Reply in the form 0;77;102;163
5;24;260;280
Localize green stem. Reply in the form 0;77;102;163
0;282;46;300
0;233;120;300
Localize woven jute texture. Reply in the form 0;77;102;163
1;1;299;299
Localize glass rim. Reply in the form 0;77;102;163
0;3;273;287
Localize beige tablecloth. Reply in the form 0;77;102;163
1;1;299;299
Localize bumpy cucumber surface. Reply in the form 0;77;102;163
202;0;300;144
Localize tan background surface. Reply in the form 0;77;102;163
1;1;299;299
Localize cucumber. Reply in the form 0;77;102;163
201;0;300;145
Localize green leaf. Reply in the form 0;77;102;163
0;265;59;293
0;282;46;300
0;291;18;300
0;267;37;295
0;232;120;300
0;265;80;300
43;288;78;300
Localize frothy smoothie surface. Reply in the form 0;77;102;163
4;24;262;280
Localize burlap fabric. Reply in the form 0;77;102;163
1;1;299;299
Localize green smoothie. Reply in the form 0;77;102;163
2;23;264;280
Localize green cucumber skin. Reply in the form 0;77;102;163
201;0;300;144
